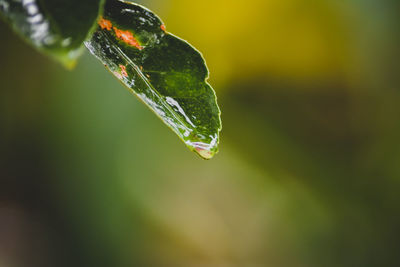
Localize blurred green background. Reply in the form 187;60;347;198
1;0;400;266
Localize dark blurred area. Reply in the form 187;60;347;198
1;0;400;266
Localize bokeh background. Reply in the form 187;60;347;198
1;0;400;266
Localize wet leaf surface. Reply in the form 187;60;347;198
0;0;104;67
85;0;221;159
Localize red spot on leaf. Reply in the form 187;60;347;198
160;24;166;32
98;17;112;31
119;65;128;77
113;27;143;50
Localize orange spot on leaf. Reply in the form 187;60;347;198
113;27;143;50
160;24;166;32
98;17;112;31
98;17;143;50
119;65;128;77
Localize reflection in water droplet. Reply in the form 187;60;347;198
165;97;196;128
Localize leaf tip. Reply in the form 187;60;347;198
188;135;220;160
194;147;217;160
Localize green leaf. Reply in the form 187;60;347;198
85;0;222;159
0;0;104;68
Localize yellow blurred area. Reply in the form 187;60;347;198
163;0;355;88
